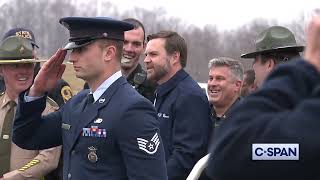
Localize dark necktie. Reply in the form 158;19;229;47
0;100;16;175
83;93;94;112
87;93;94;104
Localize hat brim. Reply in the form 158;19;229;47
241;46;305;59
0;59;46;64
62;40;94;50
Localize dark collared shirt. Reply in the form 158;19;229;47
211;97;241;127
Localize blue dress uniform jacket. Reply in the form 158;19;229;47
12;77;167;180
154;69;212;180
206;59;320;180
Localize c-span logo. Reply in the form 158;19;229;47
252;144;299;160
137;133;160;155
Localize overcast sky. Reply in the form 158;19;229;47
1;0;319;30
111;0;319;30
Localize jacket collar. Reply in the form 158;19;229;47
156;69;188;97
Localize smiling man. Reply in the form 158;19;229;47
121;18;145;77
144;30;212;179
121;18;156;102
207;57;243;127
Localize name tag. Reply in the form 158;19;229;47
62;123;71;130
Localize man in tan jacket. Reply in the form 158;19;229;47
0;35;61;179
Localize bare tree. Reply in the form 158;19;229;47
0;0;306;82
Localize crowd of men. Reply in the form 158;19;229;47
0;13;320;180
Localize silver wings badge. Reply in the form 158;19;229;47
137;133;160;155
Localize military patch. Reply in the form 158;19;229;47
61;85;73;102
137;132;160;155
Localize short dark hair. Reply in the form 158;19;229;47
122;18;146;42
243;69;255;85
147;31;188;68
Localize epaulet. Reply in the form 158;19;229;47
46;96;59;108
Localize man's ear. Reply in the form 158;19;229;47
170;51;181;65
103;45;116;62
267;58;276;71
235;80;242;92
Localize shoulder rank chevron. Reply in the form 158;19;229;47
137;132;160;155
